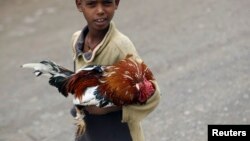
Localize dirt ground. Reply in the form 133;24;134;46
0;0;250;141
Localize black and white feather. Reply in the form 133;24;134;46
21;60;74;77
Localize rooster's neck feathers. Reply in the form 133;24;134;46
97;55;155;105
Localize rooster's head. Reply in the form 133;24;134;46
136;79;155;103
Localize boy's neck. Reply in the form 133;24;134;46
84;25;109;51
87;26;109;42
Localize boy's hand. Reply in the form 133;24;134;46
84;105;121;115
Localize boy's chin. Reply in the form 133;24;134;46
93;21;110;30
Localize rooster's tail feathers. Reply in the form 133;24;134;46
49;76;69;97
21;60;74;77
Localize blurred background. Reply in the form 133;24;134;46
0;0;250;141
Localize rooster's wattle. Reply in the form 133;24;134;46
21;55;155;137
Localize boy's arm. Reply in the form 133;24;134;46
84;105;121;115
70;81;160;117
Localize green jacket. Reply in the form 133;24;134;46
71;22;160;141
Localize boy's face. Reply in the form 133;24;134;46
76;0;120;31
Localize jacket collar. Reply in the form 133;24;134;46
75;26;88;59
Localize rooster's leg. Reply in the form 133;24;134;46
74;107;86;139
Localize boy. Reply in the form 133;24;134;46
70;0;160;141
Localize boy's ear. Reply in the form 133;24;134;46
115;0;120;9
75;0;83;12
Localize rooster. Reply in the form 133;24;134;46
21;55;155;138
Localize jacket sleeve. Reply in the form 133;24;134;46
70;31;81;60
115;37;161;122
